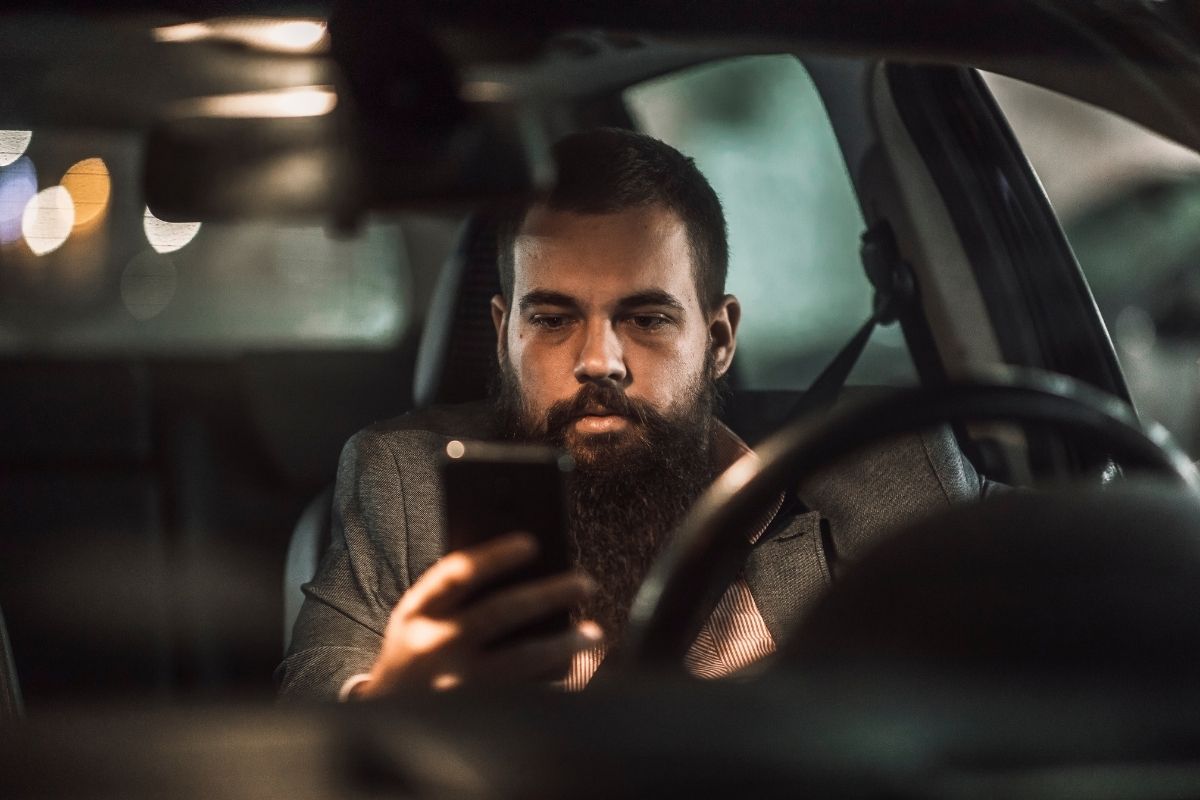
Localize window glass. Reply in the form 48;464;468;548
0;129;409;354
986;73;1200;456
625;55;914;390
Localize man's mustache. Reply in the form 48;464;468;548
543;381;657;435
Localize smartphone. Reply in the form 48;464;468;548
440;439;574;642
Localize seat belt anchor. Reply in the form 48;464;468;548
860;221;916;326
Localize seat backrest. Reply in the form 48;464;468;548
282;487;333;654
0;603;23;719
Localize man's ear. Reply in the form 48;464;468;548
491;294;509;362
708;294;741;378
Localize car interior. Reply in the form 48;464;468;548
3;2;1200;797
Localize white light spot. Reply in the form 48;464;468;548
0;130;32;168
21;185;74;255
179;86;337;119
446;440;466;459
258;20;327;52
121;251;177;320
154;18;328;53
143;206;201;253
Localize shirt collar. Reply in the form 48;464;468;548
711;420;787;546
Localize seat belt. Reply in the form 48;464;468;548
786;220;917;420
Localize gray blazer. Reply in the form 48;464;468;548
276;401;988;699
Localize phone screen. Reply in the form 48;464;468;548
441;439;574;641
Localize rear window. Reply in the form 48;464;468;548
0;128;409;354
625;54;915;390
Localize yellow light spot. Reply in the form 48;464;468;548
60;157;111;229
143;206;201;253
446;440;466;459
152;22;209;43
21;185;74;255
431;673;462;691
0;130;32;168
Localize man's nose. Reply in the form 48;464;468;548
574;319;627;383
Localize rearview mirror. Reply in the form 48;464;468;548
144;100;554;225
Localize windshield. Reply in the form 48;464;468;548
3;7;1200;795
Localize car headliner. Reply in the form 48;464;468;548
1;1;1197;150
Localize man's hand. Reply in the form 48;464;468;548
353;532;601;696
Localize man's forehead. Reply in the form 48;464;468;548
512;204;700;307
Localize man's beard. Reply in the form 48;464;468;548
494;357;721;646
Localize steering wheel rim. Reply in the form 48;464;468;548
616;368;1200;672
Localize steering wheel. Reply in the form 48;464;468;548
616;368;1200;671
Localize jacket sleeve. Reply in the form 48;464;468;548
276;428;416;700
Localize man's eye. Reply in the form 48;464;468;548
530;314;571;330
628;314;669;332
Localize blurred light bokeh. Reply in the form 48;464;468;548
0;129;31;167
179;86;337;119
61;157;111;230
22;185;74;256
121;251;177;321
143;207;200;254
154;17;328;53
0;156;36;244
0;128;408;354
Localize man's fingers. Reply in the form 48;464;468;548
458;571;596;644
468;623;603;684
404;532;538;616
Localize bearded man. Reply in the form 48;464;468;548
277;128;989;699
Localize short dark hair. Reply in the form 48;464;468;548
496;128;728;310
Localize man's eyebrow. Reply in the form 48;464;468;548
517;290;579;313
516;288;687;314
616;290;686;312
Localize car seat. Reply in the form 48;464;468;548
283;215;503;652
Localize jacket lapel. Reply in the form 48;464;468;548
743;509;832;646
742;425;977;647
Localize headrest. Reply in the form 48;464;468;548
413;216;503;408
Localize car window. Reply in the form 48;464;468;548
0;128;410;354
986;73;1200;456
624;55;916;390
